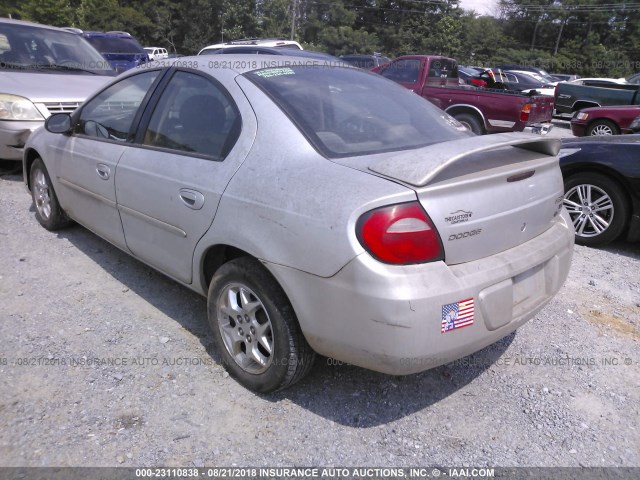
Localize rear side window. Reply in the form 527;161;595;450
246;65;466;158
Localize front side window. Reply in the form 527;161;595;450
246;65;467;158
143;70;241;159
77;71;160;141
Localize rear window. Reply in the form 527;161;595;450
245;65;467;158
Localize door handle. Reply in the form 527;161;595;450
179;188;205;210
96;163;111;180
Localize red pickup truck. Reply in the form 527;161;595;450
373;56;554;135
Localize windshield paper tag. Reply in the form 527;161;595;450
255;67;295;78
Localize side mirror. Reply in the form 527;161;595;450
630;116;640;133
45;113;72;134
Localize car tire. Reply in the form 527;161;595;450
207;257;316;393
563;172;629;246
29;158;72;231
586;119;619;136
453;113;484;135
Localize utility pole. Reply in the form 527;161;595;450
290;0;297;40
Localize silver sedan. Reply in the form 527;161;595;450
23;56;574;392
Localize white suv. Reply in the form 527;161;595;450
144;47;168;61
198;38;302;55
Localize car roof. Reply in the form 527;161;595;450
0;17;80;33
136;54;353;78
199;39;303;54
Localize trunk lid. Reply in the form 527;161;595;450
367;133;564;264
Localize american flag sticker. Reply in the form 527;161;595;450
441;298;475;333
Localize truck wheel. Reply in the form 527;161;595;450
207;257;316;393
454;113;484;135
563;172;629;246
586;120;619;136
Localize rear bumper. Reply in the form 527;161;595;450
523;122;554;135
0;120;43;161
268;210;574;375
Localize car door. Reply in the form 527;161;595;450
115;69;249;284
56;70;162;249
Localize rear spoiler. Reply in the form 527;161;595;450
369;133;561;187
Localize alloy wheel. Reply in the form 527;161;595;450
217;283;274;374
563;183;614;238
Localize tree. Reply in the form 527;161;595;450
20;0;74;26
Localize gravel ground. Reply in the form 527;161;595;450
0;153;638;469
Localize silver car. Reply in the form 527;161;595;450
0;18;114;160
23;56;574;392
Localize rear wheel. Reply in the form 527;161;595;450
563;172;629;246
586;119;619;136
30;158;71;231
207;257;315;393
453;113;484;135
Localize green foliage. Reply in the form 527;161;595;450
19;0;74;26
9;0;640;76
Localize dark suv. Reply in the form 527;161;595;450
339;53;391;69
74;30;148;72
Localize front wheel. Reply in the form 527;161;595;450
30;158;71;231
207;257;315;393
563;173;629;246
586;119;619;136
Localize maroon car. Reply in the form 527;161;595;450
571;105;640;136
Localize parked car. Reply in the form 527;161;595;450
199;46;339;62
570;105;640;136
22;55;574;392
144;47;168;61
199;38;302;55
458;66;492;87
566;77;628;86
339;53;390;69
79;30;149;71
551;73;580;82
627;72;640;85
0;18;115;161
560;135;640;245
554;80;640;117
373;56;554;135
500;70;556;95
494;64;555;81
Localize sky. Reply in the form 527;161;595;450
458;0;499;16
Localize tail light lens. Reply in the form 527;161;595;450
356;202;444;265
470;79;487;88
520;103;531;122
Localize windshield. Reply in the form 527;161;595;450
246;65;467;158
85;36;145;54
0;22;114;74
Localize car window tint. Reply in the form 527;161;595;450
247;65;466;158
78;71;159;141
380;59;420;83
143;70;241;159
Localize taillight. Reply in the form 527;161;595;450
520;103;531;122
356;202;443;265
470;79;487;88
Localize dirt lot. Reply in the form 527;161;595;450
0;160;638;468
